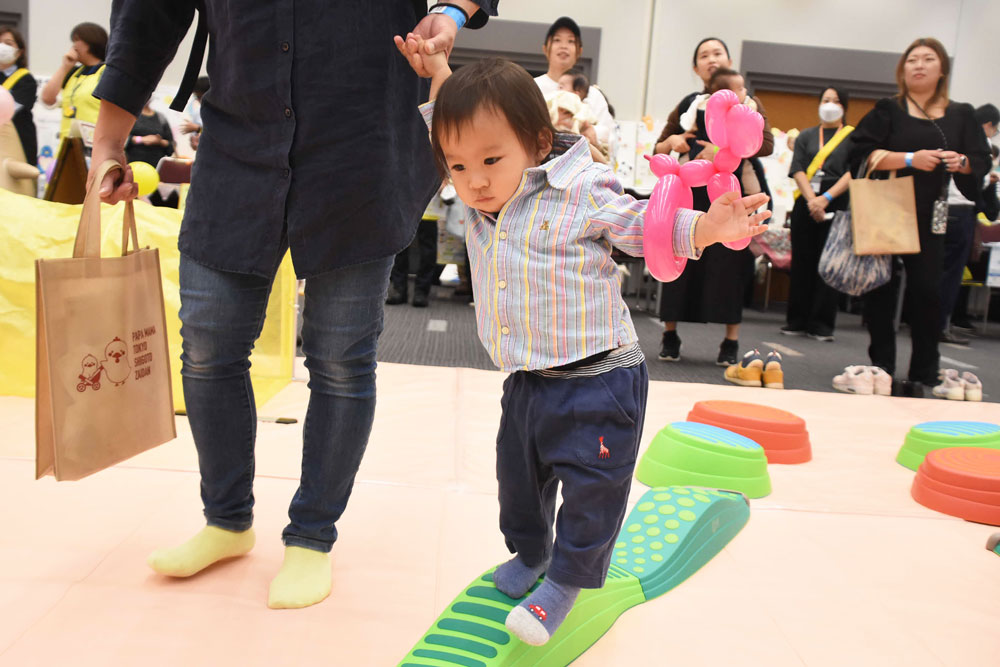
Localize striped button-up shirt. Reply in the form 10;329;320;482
421;103;702;372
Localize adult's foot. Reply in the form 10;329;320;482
147;525;256;577
268;546;332;609
658;330;681;362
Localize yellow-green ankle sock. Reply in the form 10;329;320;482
267;546;332;609
147;525;255;577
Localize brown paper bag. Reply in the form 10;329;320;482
849;149;920;255
35;160;176;481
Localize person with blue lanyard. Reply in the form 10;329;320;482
89;0;496;610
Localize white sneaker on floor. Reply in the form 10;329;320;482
962;372;983;402
932;371;965;401
833;365;874;395
868;367;892;396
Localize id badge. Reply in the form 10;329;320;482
810;169;825;194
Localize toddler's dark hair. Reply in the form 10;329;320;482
707;68;742;93
570;73;589;98
431;58;556;177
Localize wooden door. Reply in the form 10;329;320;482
754;90;878;133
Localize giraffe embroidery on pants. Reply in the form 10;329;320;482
598;436;610;459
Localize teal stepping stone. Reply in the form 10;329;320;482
989;533;1000;557
896;421;1000;471
398;486;749;666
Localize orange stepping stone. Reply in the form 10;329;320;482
911;447;1000;526
687;400;811;464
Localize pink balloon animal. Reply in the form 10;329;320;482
642;89;765;281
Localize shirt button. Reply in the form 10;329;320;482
284;107;292;118
498;231;507;240
497;280;507;289
281;41;290;52
501;326;510;335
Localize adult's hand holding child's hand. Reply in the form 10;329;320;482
394;34;450;79
694;192;770;249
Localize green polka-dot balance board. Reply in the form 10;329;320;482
896;421;1000;471
635;422;771;498
398;486;749;667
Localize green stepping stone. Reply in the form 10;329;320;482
635;422;772;498
398;485;750;666
896;421;1000;471
988;533;1000;557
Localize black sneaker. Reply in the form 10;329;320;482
385;285;407;305
658;331;681;361
411;291;429;308
952;320;977;334
780;326;806;336
808;331;835;342
891;379;926;398
717;338;739;366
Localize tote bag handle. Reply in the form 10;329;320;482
74;160;140;259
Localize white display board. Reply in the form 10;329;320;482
988;243;1000;288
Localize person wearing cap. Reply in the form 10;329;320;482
534;17;616;158
88;0;497;611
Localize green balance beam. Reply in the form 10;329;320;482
399;486;750;667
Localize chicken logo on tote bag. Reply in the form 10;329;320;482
75;328;162;392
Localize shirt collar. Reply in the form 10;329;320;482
536;133;592;190
2;64;17;77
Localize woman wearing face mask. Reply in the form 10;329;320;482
0;26;37;166
846;38;990;397
39;22;107;140
653;37;774;366
782;87;854;341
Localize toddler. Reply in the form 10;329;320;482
395;36;769;646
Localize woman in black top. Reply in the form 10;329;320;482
0;26;38;166
125;99;174;168
125;99;176;206
849;37;990;391
652;37;774;366
783;87;854;341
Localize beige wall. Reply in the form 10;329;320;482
484;0;654;126
26;0;198;88
23;0;1000;122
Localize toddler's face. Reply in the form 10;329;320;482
556;108;575;128
439;107;548;214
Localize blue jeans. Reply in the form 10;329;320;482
178;253;393;552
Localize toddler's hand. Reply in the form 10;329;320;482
694;192;771;248
394;33;450;78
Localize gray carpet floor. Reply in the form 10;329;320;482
369;283;1000;403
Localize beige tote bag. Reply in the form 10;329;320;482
35;160;176;481
849;149;920;255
